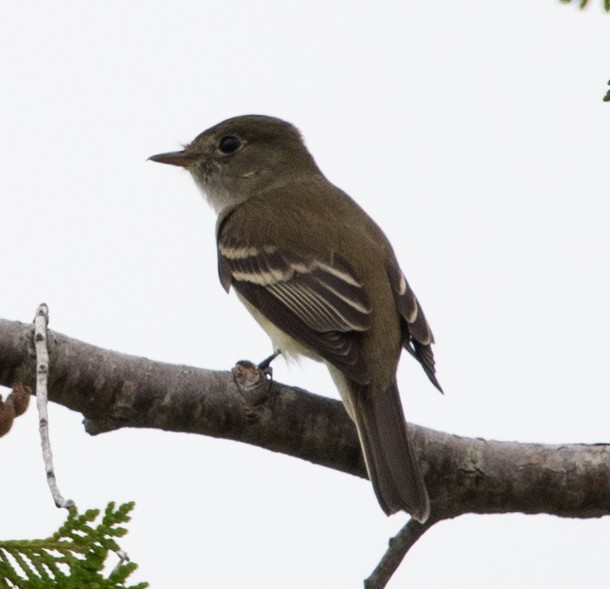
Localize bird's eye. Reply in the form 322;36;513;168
218;136;241;154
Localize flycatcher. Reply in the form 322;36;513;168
150;115;441;522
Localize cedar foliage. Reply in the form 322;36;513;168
0;502;147;589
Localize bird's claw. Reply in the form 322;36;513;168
257;350;281;381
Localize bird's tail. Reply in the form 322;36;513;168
352;381;430;522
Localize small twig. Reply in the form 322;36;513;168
34;303;73;509
365;516;438;589
110;550;130;576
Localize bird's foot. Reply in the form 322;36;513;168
257;349;281;380
232;351;280;405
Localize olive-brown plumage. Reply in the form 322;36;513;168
150;115;441;521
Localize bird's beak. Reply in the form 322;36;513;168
148;150;195;168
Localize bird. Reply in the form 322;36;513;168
149;115;441;522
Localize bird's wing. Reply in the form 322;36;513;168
216;220;373;384
385;258;443;393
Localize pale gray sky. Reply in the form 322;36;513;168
1;1;609;587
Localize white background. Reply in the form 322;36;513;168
1;1;609;587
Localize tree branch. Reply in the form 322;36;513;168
365;516;438;589
2;317;609;523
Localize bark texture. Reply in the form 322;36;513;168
1;317;609;521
